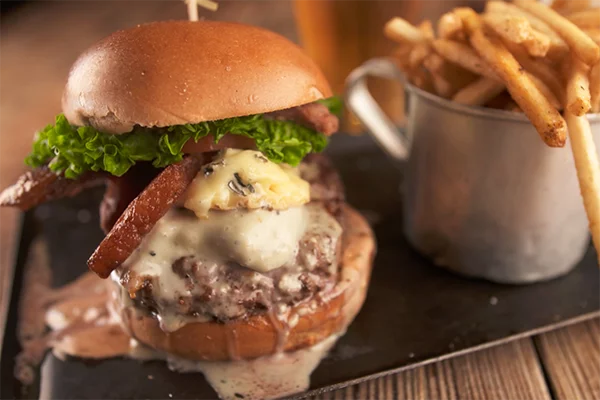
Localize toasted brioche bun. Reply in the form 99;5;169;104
115;204;375;361
62;21;332;135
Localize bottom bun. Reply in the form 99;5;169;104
117;204;376;361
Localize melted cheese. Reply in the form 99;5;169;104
183;149;310;218
125;206;308;275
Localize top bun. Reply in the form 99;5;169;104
62;21;332;134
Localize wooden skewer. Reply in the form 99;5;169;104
185;0;219;22
187;0;199;21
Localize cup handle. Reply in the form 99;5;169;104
345;57;410;162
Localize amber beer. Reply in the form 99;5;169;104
293;0;471;132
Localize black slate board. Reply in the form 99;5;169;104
2;134;599;400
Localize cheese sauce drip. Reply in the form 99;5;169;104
164;334;341;400
125;334;340;400
184;149;310;218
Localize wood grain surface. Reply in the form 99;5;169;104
536;319;600;400
1;2;599;399
312;339;552;400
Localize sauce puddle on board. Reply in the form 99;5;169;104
16;238;340;400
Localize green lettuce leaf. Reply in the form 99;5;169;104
317;95;344;116
25;113;328;179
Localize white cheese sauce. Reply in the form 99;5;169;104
128;334;341;400
124;206;308;276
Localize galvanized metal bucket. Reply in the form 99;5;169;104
345;58;599;284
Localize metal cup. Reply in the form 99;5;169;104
345;58;599;284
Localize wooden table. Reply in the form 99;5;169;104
1;2;598;399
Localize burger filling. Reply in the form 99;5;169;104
115;150;344;330
0;97;345;334
119;204;341;328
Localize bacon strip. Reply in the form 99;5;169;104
265;102;339;136
88;156;202;278
0;166;104;211
99;164;160;233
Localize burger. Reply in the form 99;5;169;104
0;20;376;399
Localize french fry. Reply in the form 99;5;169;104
423;52;445;73
485;2;552;34
418;20;435;41
452;77;505;106
424;53;476;79
567;9;600;29
566;57;592;116
591;62;600;113
551;0;591;15
544;39;570;64
550;0;569;11
409;43;432;70
467;54;562;109
485;1;569;62
410;68;436;93
430;73;454;98
513;0;600;66
523;28;552;58
565;112;600;264
408;20;435;69
423;53;477;88
502;40;565;104
385;17;426;45
585;29;600;46
482;13;550;58
462;9;567;147
406;21;435;70
526;71;562;110
485;2;569;63
438;11;465;40
431;39;497;79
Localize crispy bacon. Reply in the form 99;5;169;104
265;102;339;136
87;156;202;279
99;164;160;233
0;166;104;211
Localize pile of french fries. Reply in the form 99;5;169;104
385;0;600;261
